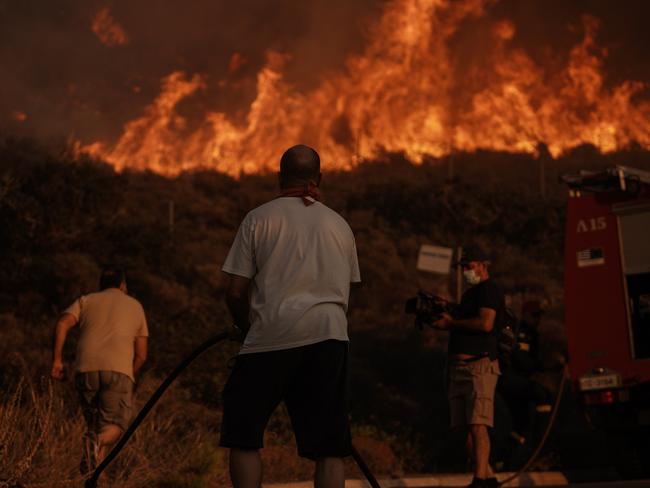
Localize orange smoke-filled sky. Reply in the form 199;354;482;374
1;0;649;174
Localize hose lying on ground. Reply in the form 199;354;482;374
85;330;384;488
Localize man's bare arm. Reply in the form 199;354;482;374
225;274;252;334
133;336;148;377
51;313;78;380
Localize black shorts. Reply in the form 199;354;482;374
219;339;351;460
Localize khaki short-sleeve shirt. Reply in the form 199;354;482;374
64;288;148;382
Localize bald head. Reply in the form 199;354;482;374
279;145;321;188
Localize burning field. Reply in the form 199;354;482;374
2;0;650;176
81;0;650;175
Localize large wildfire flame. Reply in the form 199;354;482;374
82;0;650;176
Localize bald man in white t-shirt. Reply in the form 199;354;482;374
220;145;361;488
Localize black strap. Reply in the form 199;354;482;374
451;353;490;364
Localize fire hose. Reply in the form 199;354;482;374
85;331;382;488
497;363;569;487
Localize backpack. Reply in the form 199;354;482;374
497;307;519;367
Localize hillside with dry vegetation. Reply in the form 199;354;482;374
2;137;650;486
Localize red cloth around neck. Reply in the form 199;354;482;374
278;182;321;206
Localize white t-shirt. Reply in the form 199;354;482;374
64;288;148;382
222;197;361;354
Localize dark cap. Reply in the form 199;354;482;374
454;246;492;267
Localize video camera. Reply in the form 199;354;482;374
404;292;458;330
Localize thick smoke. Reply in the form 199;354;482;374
0;0;382;142
0;0;649;146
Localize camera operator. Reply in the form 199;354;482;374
432;248;503;488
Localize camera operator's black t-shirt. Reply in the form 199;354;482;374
449;278;504;360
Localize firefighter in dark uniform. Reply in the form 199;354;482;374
497;300;552;451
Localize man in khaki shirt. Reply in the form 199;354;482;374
51;268;148;472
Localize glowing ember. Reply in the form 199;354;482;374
82;0;650;177
92;7;130;48
228;53;247;75
12;111;27;122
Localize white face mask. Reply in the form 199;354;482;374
463;268;481;285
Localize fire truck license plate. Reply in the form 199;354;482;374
579;374;620;391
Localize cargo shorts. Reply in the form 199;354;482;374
76;371;134;432
448;357;500;428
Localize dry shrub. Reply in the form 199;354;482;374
80;374;229;487
348;435;400;477
260;444;313;481
257;406;313;482
0;372;230;487
0;376;54;487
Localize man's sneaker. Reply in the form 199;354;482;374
80;432;99;475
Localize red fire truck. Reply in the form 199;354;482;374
562;165;650;468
